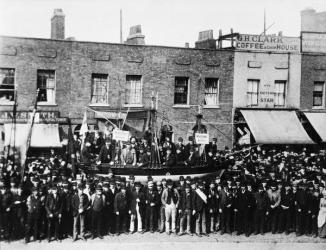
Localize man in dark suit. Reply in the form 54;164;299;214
45;185;63;242
178;184;193;235
91;185;105;239
71;183;89;241
25;187;42;243
129;182;145;233
192;180;208;236
207;181;218;234
107;180;117;235
145;181;160;233
98;140;115;164
163;148;176;167
114;183;129;235
175;137;186;165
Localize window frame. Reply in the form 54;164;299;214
90;73;109;106
125;75;143;107
173;76;190;107
0;68;16;105
313;81;325;108
274;80;286;108
204;77;220;108
36;69;56;105
246;79;259;107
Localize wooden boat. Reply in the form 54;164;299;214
85;163;224;182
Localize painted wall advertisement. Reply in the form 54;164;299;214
236;34;300;52
301;32;326;53
258;82;274;107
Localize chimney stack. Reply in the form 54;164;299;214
51;9;65;40
195;30;216;49
125;25;145;45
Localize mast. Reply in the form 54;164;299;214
120;9;123;43
21;88;39;180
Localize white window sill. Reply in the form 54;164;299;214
0;101;15;106
124;104;144;108
173;104;190;108
312;106;325;110
204;105;220;109
37;102;58;106
89;103;110;107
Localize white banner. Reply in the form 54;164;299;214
112;129;130;141
195;133;209;144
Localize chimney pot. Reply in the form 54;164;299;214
125;25;145;45
185;42;189;48
51;8;65;40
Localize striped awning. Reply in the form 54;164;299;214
240;110;314;144
304;112;326;142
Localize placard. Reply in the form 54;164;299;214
195;133;209;144
112;129;130;141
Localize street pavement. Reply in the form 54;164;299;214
1;232;326;250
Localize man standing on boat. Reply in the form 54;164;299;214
161;179;180;235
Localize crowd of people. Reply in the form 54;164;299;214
0;132;326;243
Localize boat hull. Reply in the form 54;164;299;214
86;164;224;182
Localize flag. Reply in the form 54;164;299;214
79;111;88;137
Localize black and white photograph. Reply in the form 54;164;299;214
0;0;326;250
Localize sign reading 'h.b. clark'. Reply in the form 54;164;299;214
236;34;300;52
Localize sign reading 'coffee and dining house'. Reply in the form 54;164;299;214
235;34;300;52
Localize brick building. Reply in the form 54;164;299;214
0;9;234;152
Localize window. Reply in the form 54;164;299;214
204;78;219;106
174;77;189;105
125;75;142;105
37;70;55;104
91;74;109;105
246;79;259;106
313;82;324;107
0;68;15;104
274;81;286;107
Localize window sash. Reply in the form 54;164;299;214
204;78;219;106
126;76;142;105
274;81;286;107
0;68;15;103
247;80;259;106
91;76;108;104
174;77;189;105
313;82;324;107
37;70;55;103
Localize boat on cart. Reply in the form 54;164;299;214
84;163;224;183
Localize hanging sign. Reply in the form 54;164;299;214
112;129;130;141
195;133;209;144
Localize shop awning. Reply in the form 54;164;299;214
4;123;62;148
240;110;314;144
304;112;326;142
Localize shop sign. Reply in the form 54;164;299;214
0;111;66;123
258;82;275;108
195;133;209;144
236;34;300;52
301;32;326;53
112;129;130;141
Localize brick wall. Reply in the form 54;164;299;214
0;36;234;149
300;54;326;110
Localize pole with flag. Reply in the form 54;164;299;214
79;111;88;151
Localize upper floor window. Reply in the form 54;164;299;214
91;74;109;105
246;79;259;106
37;70;55;104
0;68;15;104
313;81;325;107
274;80;286;107
125;75;142;105
174;77;189;105
204;78;219;106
